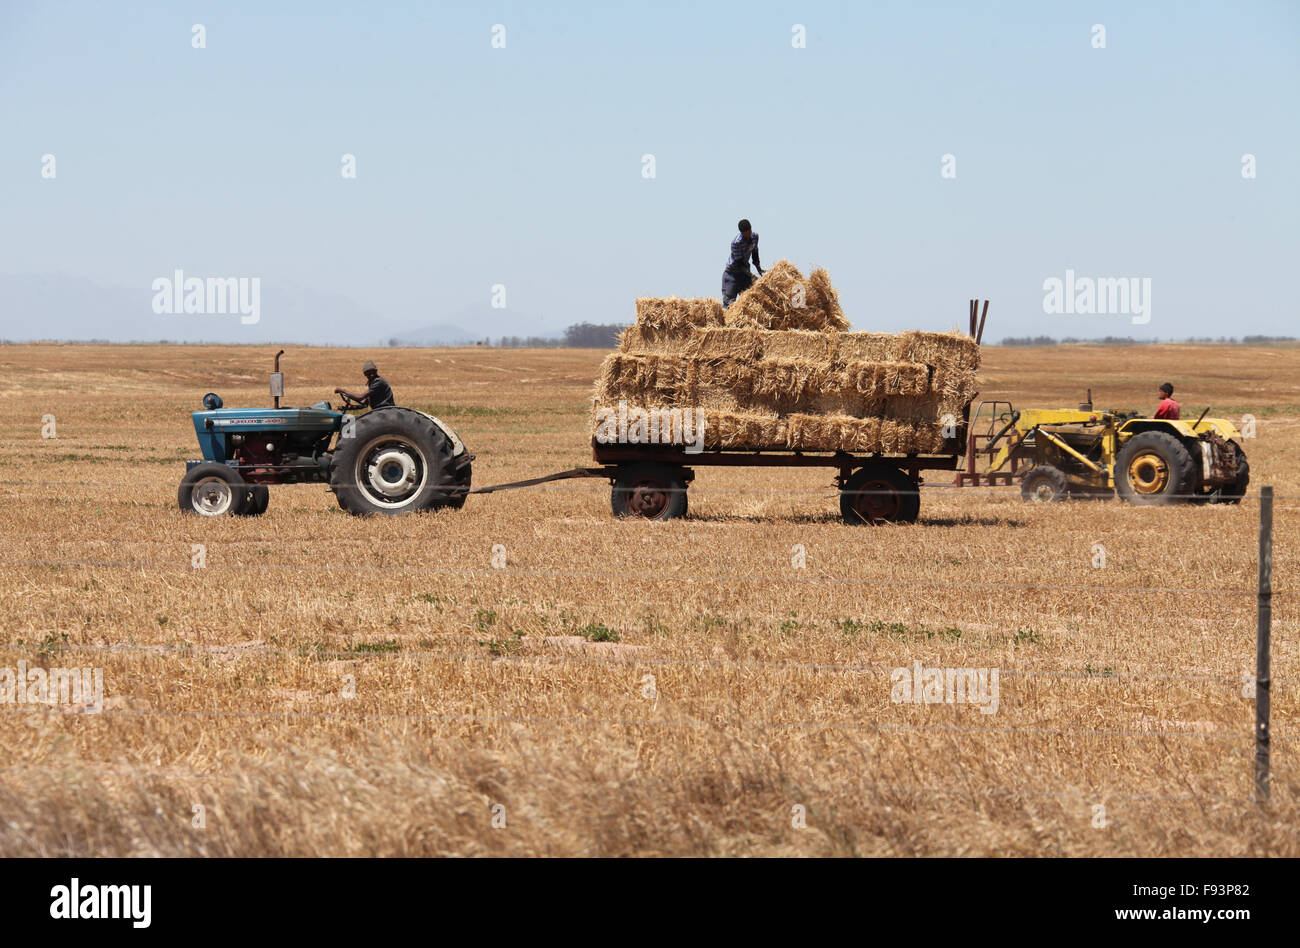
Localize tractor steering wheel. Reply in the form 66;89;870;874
337;393;363;411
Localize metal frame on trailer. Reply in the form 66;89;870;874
467;441;966;524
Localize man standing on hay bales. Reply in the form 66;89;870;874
721;219;764;309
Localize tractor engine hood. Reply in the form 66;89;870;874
192;407;341;462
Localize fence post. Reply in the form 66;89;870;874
1255;485;1273;803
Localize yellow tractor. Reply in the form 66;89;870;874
968;392;1249;505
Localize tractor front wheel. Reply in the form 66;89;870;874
1020;465;1070;504
1115;432;1198;506
1210;442;1250;504
178;463;248;517
236;484;270;517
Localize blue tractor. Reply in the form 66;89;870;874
178;351;472;517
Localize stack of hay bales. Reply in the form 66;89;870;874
594;261;980;454
724;259;851;332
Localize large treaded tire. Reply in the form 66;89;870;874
446;458;472;510
840;465;920;524
329;408;464;517
1115;431;1198;506
1020;465;1070;504
178;462;248;517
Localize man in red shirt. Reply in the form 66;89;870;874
1154;382;1180;420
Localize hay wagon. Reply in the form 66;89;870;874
472;436;967;525
497;269;989;524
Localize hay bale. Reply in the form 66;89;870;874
830;332;897;363
591;401;949;455
798;268;849;331
595;352;702;406
725;260;851;333
708;410;788;450
635;297;724;331
616;325;688;356
595;291;980;455
756;329;837;361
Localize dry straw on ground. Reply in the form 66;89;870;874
0;342;1296;856
2;343;1300;858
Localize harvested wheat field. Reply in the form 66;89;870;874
0;341;1297;857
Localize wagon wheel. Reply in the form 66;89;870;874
610;462;688;520
839;465;920;524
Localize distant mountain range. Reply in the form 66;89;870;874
0;273;564;346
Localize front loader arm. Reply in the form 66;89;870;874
985;411;1026;474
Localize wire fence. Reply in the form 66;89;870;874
6;639;1281;683
4;476;1300;499
1;704;1287;744
0;763;1260;808
0;556;1284;600
0;480;1289;814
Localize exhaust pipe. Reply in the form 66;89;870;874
270;349;285;409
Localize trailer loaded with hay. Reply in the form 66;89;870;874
178;264;982;524
579;261;984;523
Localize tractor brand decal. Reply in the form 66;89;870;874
212;418;287;425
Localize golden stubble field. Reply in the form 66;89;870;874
0;341;1297;857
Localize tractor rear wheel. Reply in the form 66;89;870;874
1020;465;1070;504
610;463;688;520
178;462;248;517
236;485;270;516
840;465;920;524
446;459;472;510
1115;431;1198;506
330;408;464;516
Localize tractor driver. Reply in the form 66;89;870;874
335;360;395;411
1154;382;1180;420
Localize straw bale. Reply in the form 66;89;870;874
756;330;837;361
596;275;980;454
726;260;850;333
591;400;949;454
635;297;724;331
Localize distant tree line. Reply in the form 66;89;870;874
1000;335;1296;346
479;322;628;349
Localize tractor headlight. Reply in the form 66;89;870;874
203;392;223;410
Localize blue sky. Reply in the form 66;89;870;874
1;0;1297;342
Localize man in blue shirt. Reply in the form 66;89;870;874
721;218;764;308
